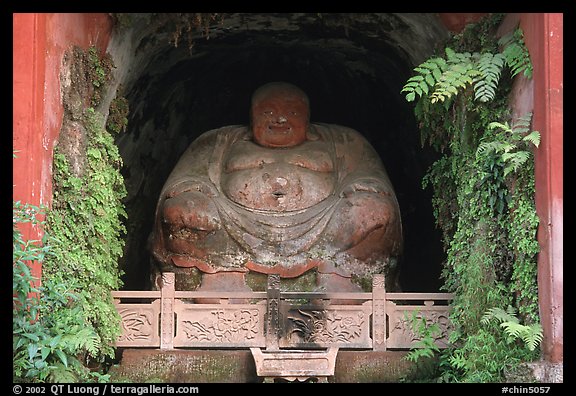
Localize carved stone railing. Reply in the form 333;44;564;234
112;272;453;351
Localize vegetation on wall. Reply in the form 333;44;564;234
40;46;127;381
111;13;225;51
14;44;129;383
13;199;109;382
45;106;127;358
401;14;541;382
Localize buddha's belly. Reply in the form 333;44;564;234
221;164;335;211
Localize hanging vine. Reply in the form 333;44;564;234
43;46;128;377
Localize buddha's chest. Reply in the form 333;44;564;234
221;141;336;211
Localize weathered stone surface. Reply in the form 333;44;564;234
333;351;436;383
508;361;564;383
149;82;403;294
109;349;260;383
108;349;436;383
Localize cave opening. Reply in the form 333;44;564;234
112;13;449;292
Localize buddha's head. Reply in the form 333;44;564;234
250;82;310;148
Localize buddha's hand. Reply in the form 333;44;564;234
165;180;219;198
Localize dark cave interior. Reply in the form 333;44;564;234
113;13;450;292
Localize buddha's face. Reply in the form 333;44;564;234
250;83;310;148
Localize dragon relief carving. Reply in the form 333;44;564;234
118;309;154;341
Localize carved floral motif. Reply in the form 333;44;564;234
391;310;452;346
181;309;260;342
287;309;365;343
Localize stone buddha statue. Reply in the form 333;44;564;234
149;82;403;294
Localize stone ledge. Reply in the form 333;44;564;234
108;348;435;383
109;349;259;383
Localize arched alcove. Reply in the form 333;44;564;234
109;13;450;292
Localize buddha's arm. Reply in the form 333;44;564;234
161;128;227;199
332;127;396;198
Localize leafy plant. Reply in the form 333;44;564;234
402;22;531;109
45;107;127;363
476;112;540;177
86;46;114;107
106;93;130;134
13;201;105;383
404;311;442;363
481;306;543;351
42;46;127;371
401;47;506;105
498;28;533;78
401;15;541;382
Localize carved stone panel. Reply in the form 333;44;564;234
386;302;453;349
115;300;161;347
173;301;266;348
279;303;372;349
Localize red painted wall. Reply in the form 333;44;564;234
520;13;563;364
12;13;113;282
437;13;488;32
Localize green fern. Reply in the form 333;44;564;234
402;48;501;104
59;327;101;358
474;52;505;102
498;28;533;78
477;113;540;177
402;27;532;106
481;306;543;351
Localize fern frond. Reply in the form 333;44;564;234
503;151;530;176
59;327;101;357
431;64;473;103
512;114;533;135
449;350;469;370
522;131;540;148
482;306;543;351
401;57;448;102
487;121;511;133
476;142;498;157
444;47;457;62
500;143;517;154
481;306;518;325
523;323;543;351
474;52;505;102
499;28;533;78
500;321;526;339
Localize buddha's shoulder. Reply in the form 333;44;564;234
200;125;248;140
311;123;365;143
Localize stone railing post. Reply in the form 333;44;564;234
160;272;175;350
372;274;387;351
266;274;281;351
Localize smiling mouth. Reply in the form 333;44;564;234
268;125;292;134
